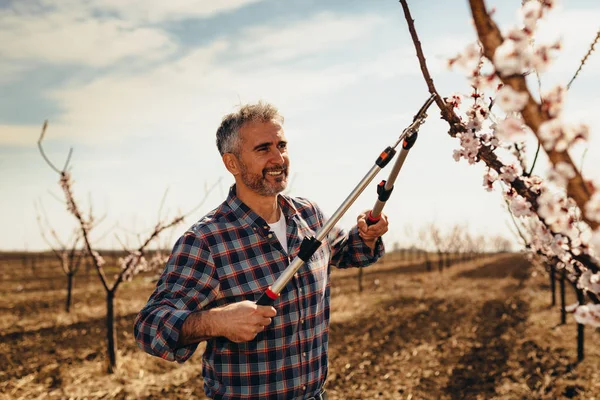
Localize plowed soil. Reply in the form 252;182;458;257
1;253;598;399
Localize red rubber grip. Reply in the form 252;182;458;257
366;211;380;226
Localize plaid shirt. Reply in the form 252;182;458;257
134;185;383;399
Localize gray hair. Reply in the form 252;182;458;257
216;101;284;156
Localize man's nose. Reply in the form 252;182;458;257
270;148;286;164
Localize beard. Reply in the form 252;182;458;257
239;161;289;196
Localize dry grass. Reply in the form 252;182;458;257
0;253;598;399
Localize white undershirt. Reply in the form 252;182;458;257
268;212;288;252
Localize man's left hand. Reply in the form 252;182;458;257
357;211;389;250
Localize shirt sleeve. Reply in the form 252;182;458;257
312;204;385;268
134;231;220;363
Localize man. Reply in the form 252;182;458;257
134;102;389;399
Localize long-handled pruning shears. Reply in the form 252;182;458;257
365;93;437;225
256;94;437;306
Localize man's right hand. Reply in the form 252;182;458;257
216;300;277;343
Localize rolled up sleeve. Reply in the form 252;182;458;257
330;225;385;268
134;231;219;363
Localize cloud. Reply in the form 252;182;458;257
0;5;176;67
0;0;266;68
238;12;385;62
14;12;396;145
0;124;43;146
85;0;266;23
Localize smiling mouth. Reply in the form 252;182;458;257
264;167;287;178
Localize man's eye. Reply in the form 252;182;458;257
278;143;287;149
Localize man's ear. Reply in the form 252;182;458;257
222;153;240;176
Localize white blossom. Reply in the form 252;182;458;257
495;85;529;112
449;43;481;71
531;41;560;73
494;40;525;75
499;163;522;183
577;270;600;294
494;117;526;141
520;1;543;31
549;234;569;258
573;304;600;328
446;93;462;109
91;250;105;267
585;192;600;223
547;162;575;188
590;229;600;258
509;195;533;217
537;188;572;234
483;168;498;192
542;85;566;117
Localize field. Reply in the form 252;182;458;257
1;252;598;399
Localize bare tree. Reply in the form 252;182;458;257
38;122;221;373
36;203;86;312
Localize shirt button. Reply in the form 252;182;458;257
294;273;299;279
263;225;269;230
253;227;257;231
301;319;305;324
303;352;307;358
268;233;273;238
302;385;307;391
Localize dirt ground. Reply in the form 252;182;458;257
0;252;598;399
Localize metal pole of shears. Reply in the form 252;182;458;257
365;93;437;226
256;94;437;306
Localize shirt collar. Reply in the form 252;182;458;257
225;184;298;233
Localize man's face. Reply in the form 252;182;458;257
235;120;289;197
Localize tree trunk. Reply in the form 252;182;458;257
560;270;566;325
66;273;74;313
106;290;117;373
550;264;556;307
576;288;585;362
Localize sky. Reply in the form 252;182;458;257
1;0;599;252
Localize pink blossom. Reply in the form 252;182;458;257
531;41;560;73
495;85;529;112
452;149;462;162
449;43;481;71
547;162;575;188
499;163;522;183
566;123;589;143
483;168;499;192
565;302;579;313
479;132;500;147
522;175;544;194
494;39;532;76
574;304;600;327
549;234;569;258
540;0;556;11
454;131;482;164
520;1;543;31
577;270;600;294
590;229;600;258
542;85;566;117
91;250;106;268
494;117;525;141
446;93;462;109
509;195;533;217
538;119;565;151
505;26;530;47
539;119;588;151
584;192;600;223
